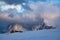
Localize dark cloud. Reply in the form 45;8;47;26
0;0;27;5
0;0;47;5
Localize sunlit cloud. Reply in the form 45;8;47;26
0;1;25;13
41;13;59;26
42;13;59;21
29;1;60;26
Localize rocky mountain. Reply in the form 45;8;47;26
7;23;55;33
7;23;26;33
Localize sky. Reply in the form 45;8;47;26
0;0;60;32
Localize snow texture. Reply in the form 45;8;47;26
0;29;60;40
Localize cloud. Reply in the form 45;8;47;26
0;1;25;13
0;0;47;5
54;17;60;28
0;1;60;27
28;1;60;26
0;0;26;4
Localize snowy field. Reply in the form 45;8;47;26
0;29;60;40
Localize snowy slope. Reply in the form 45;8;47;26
0;29;60;40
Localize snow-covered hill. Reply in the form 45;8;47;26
0;29;60;40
